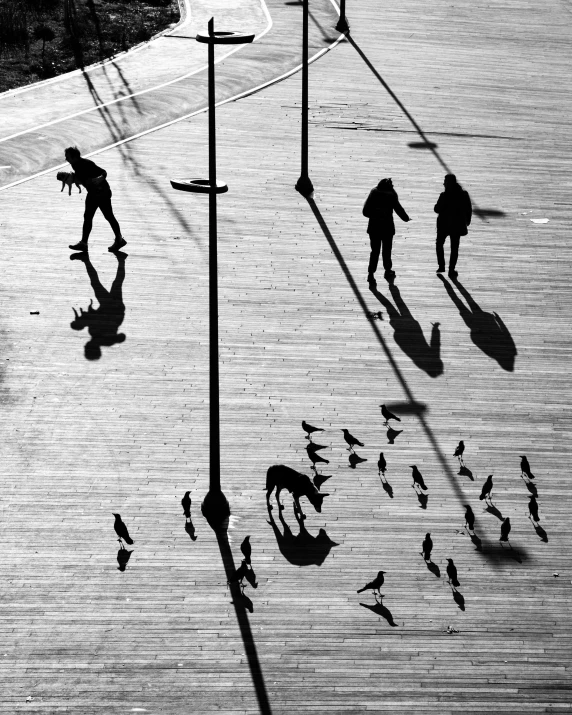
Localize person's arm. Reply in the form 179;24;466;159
434;194;443;214
465;191;472;226
394;199;410;222
363;189;376;218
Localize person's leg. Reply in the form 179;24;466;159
381;234;393;272
82;192;99;243
449;234;460;272
98;195;122;239
436;232;446;272
368;234;381;277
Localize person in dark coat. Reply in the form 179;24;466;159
363;178;410;283
64;146;126;253
434;174;472;277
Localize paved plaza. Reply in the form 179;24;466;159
1;0;571;712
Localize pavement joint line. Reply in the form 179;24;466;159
0;0;345;194
0;0;273;147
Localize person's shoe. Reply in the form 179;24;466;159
436;267;445;273
367;273;377;285
384;270;396;280
69;241;88;251
108;236;127;252
448;269;458;278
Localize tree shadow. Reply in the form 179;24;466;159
438;275;517;371
70;252;127;360
360;599;398;627
267;506;337;567
370;283;443;377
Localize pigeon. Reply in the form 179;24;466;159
377;452;387;475
500;517;511;542
349;452;367;469
302;420;324;440
380;404;401;426
307;449;329;466
240;536;252;565
181;491;192;519
479;475;493;502
520;455;535;480
387;428;403;444
313;472;332;490
422;533;433;562
528;496;540;522
357;570;385;595
410;465;427;491
342;429;364;451
446;558;460;588
113;513;134;545
454;441;465;461
464;504;475;532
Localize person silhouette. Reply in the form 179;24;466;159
70;251;127;359
64;146;126;253
434;174;472;277
363;178;410;284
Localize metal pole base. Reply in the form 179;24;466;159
201;489;231;532
295;175;314;197
335;16;349;33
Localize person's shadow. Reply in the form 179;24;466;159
70;252;127;360
267;505;338;566
438;275;516;371
370;283;443;377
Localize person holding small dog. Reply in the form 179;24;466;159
64;146;126;253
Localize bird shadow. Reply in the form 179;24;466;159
185;519;197;541
413;488;428;509
522;476;538;498
458;464;474;481
349;452;367;469
313;472;333;490
370;283;443;377
379;475;394;498
485;504;504;521
531;522;548;543
438;275;517;371
116;545;133;572
360;600;398;627
424;559;440;578
387;427;403;444
267;506;338;566
451;587;466;611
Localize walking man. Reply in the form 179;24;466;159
64;146;126;253
434;174;471;277
363;178;410;284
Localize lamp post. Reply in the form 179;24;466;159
295;0;314;197
336;0;349;33
171;19;254;531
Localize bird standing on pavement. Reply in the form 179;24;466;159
181;491;192;519
377;452;387;475
464;504;475;532
302;420;324;441
479;475;494;504
500;517;511;543
446;558;460;588
520;455;535;480
113;513;134;545
454;441;465;464
380;404;401;426
240;536;252;565
410;465;427;492
357;570;385;596
421;533;433;562
342;429;364;452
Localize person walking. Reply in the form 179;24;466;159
64;146;126;253
434;174;472;277
363;178;410;284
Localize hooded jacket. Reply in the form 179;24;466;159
363;187;410;235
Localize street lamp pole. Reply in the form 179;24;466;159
295;0;314;197
170;19;254;531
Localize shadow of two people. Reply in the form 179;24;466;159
70;251;127;359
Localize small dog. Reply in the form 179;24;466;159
57;171;82;195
